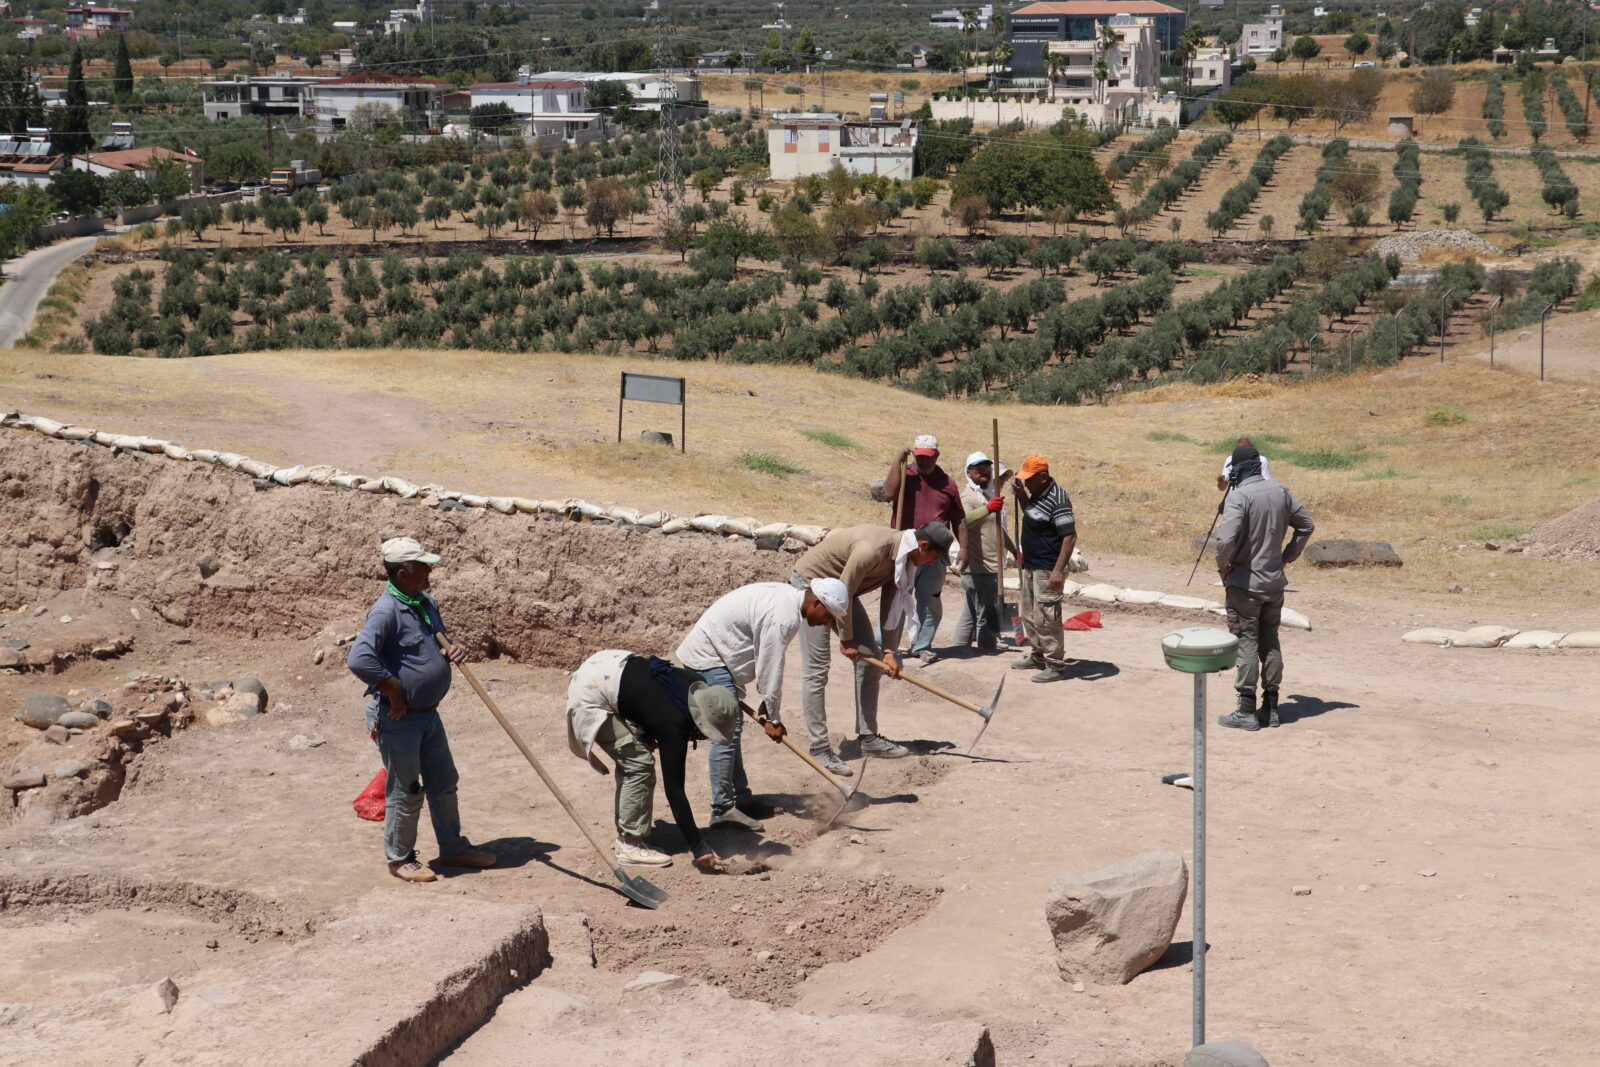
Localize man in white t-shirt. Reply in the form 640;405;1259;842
1218;437;1272;491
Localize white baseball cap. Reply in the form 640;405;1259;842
913;433;939;456
965;451;992;469
808;577;849;619
381;537;441;566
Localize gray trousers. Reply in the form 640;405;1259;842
789;572;900;752
1018;569;1066;669
1226;585;1284;696
952;572;1002;649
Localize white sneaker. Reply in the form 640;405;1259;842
614;837;672;867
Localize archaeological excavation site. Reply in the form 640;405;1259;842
2;399;1597;1067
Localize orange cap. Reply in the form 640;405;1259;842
1018;454;1049;479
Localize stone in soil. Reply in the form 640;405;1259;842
1044;850;1189;986
56;711;100;729
623;971;686;993
15;694;71;728
1305;539;1403;568
4;767;47;790
43;724;70;745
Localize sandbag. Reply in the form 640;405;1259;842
1557;631;1600;649
58;425;96;441
634;511;668;528
1060;579;1082;596
458;493;488;508
92;430;118;446
689;514;730;533
718;517;758;538
303;464;342;485
1504;631;1565;650
1068;547;1090;573
1116;589;1163;605
108;434;143;451
137;437;168;453
189;449;220;463
1280;607;1313;631
1159;594;1216;610
487;496;516;514
162;443;193;461
538;499;571;515
513;498;542;514
237;458;277;478
357;478;388;494
1077;583;1121;604
786;524;828;546
216;452;246;469
1448;625;1519;649
607;506;642;524
569;500;605;519
1402;628;1460;646
272;465;311;486
383;476;421;499
753;522;791;539
328;474;365;489
25;415;64;436
661;517;693;534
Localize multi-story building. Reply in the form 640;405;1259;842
64;4;131;39
767;112;917;182
469;75;603;140
202;73;330;122
1241;7;1285;57
1045;15;1159;107
1187;45;1232;90
308;72;446;131
535;70;705;112
1008;0;1186;71
928;4;992;31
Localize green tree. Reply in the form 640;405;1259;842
1344;32;1370;58
104;172;152;211
47;168;106;215
51;47;91;156
469;102;518;133
1409;70;1455;116
207;141;270;183
112;33;134;95
696;216;777;268
1291;35;1321;70
151;160;191;203
950;132;1114;217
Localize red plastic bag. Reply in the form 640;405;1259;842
353;769;386;822
1063;610;1103;631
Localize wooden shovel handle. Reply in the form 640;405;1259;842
857;654;985;717
739;702;849;795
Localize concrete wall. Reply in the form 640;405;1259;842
34;216;106;242
118;190;242;227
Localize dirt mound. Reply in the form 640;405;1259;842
590;874;940;1007
1525;494;1600;560
0;432;787;670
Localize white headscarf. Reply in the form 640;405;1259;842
883;529;921;646
964;451;992;494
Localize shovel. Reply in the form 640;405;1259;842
436;634;669;910
858;654;1005;755
738;702;867;830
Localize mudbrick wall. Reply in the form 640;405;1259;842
0;427;793;668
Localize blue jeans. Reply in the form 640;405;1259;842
908;558;948;654
700;665;749;815
366;697;469;864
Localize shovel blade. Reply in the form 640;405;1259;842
614;867;670;909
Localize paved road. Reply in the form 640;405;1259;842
0;232;111;347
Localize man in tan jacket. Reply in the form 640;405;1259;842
953;452;1018;654
787;522;953;775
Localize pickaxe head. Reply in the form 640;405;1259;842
966;675;1005;755
822;755;870;830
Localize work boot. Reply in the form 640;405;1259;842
858;734;911;759
809;748;854;777
1031;667;1066;683
388;859;437;883
1262;690;1281;727
1217;692;1262;732
1012;654;1045;671
709;806;762;831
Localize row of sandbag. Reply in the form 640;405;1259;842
1402;626;1600;650
0;412;830;547
1003;574;1315;631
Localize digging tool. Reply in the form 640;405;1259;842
436;634;669;910
738;702;866;830
858;655;1003;755
1186;485;1230;588
992;417;1009;636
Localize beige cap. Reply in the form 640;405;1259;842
381;537;441;566
687;682;738;744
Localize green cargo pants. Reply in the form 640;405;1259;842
1226;585;1284;697
594;715;655;840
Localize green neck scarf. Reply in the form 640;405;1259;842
387;582;434;629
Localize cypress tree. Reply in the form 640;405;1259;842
113;34;134;95
52;47;91;155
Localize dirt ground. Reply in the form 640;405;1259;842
3;339;1600;1064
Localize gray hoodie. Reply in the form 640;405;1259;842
1214;475;1315;593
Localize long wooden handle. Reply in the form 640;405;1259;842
992;417;1005;596
740;702;848;793
858;653;984;717
437;634;617;869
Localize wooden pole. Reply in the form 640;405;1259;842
992;417;1006;634
893;445;909;530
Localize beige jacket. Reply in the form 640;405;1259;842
959;482;1018;575
792;524;900;642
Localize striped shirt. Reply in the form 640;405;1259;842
1020;480;1076;571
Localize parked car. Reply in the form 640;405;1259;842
211;180;240;193
1354;60;1375;68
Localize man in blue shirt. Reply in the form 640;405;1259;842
347;537;496;883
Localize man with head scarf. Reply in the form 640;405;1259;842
953;452;1019;653
1009;455;1077;683
675;577;849;829
566;650;741;870
1217;436;1273;491
1213;442;1315;731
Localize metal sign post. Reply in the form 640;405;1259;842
1160;626;1240;1051
617;371;687;453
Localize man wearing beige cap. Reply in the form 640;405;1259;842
882;433;968;664
347;537;496;883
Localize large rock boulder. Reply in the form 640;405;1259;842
15;694;71;729
1304;539;1402;568
1044;850;1188;986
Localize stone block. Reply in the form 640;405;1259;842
1305;539;1402;568
1044;850;1189;986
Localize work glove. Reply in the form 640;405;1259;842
986;496;1004;514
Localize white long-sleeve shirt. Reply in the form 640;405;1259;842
674;582;805;723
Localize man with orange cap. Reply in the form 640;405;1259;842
1010;455;1076;682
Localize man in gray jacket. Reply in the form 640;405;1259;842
1213;444;1315;731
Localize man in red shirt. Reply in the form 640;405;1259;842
883;433;969;664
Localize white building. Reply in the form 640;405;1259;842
535;70;705;112
1241;6;1284;57
929;4;992;31
470;76;603;140
202;72;330;121
309;72;446;131
0;134;63;188
1036;16;1182;127
1187;45;1231;90
72;146;202;190
767;113;917;182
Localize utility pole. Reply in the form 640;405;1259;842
655;2;684;236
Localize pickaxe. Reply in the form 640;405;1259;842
740;701;867;830
858;655;1004;755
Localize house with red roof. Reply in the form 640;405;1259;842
308;71;448;131
1007;0;1186;70
469;73;603;140
71;145;202;189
